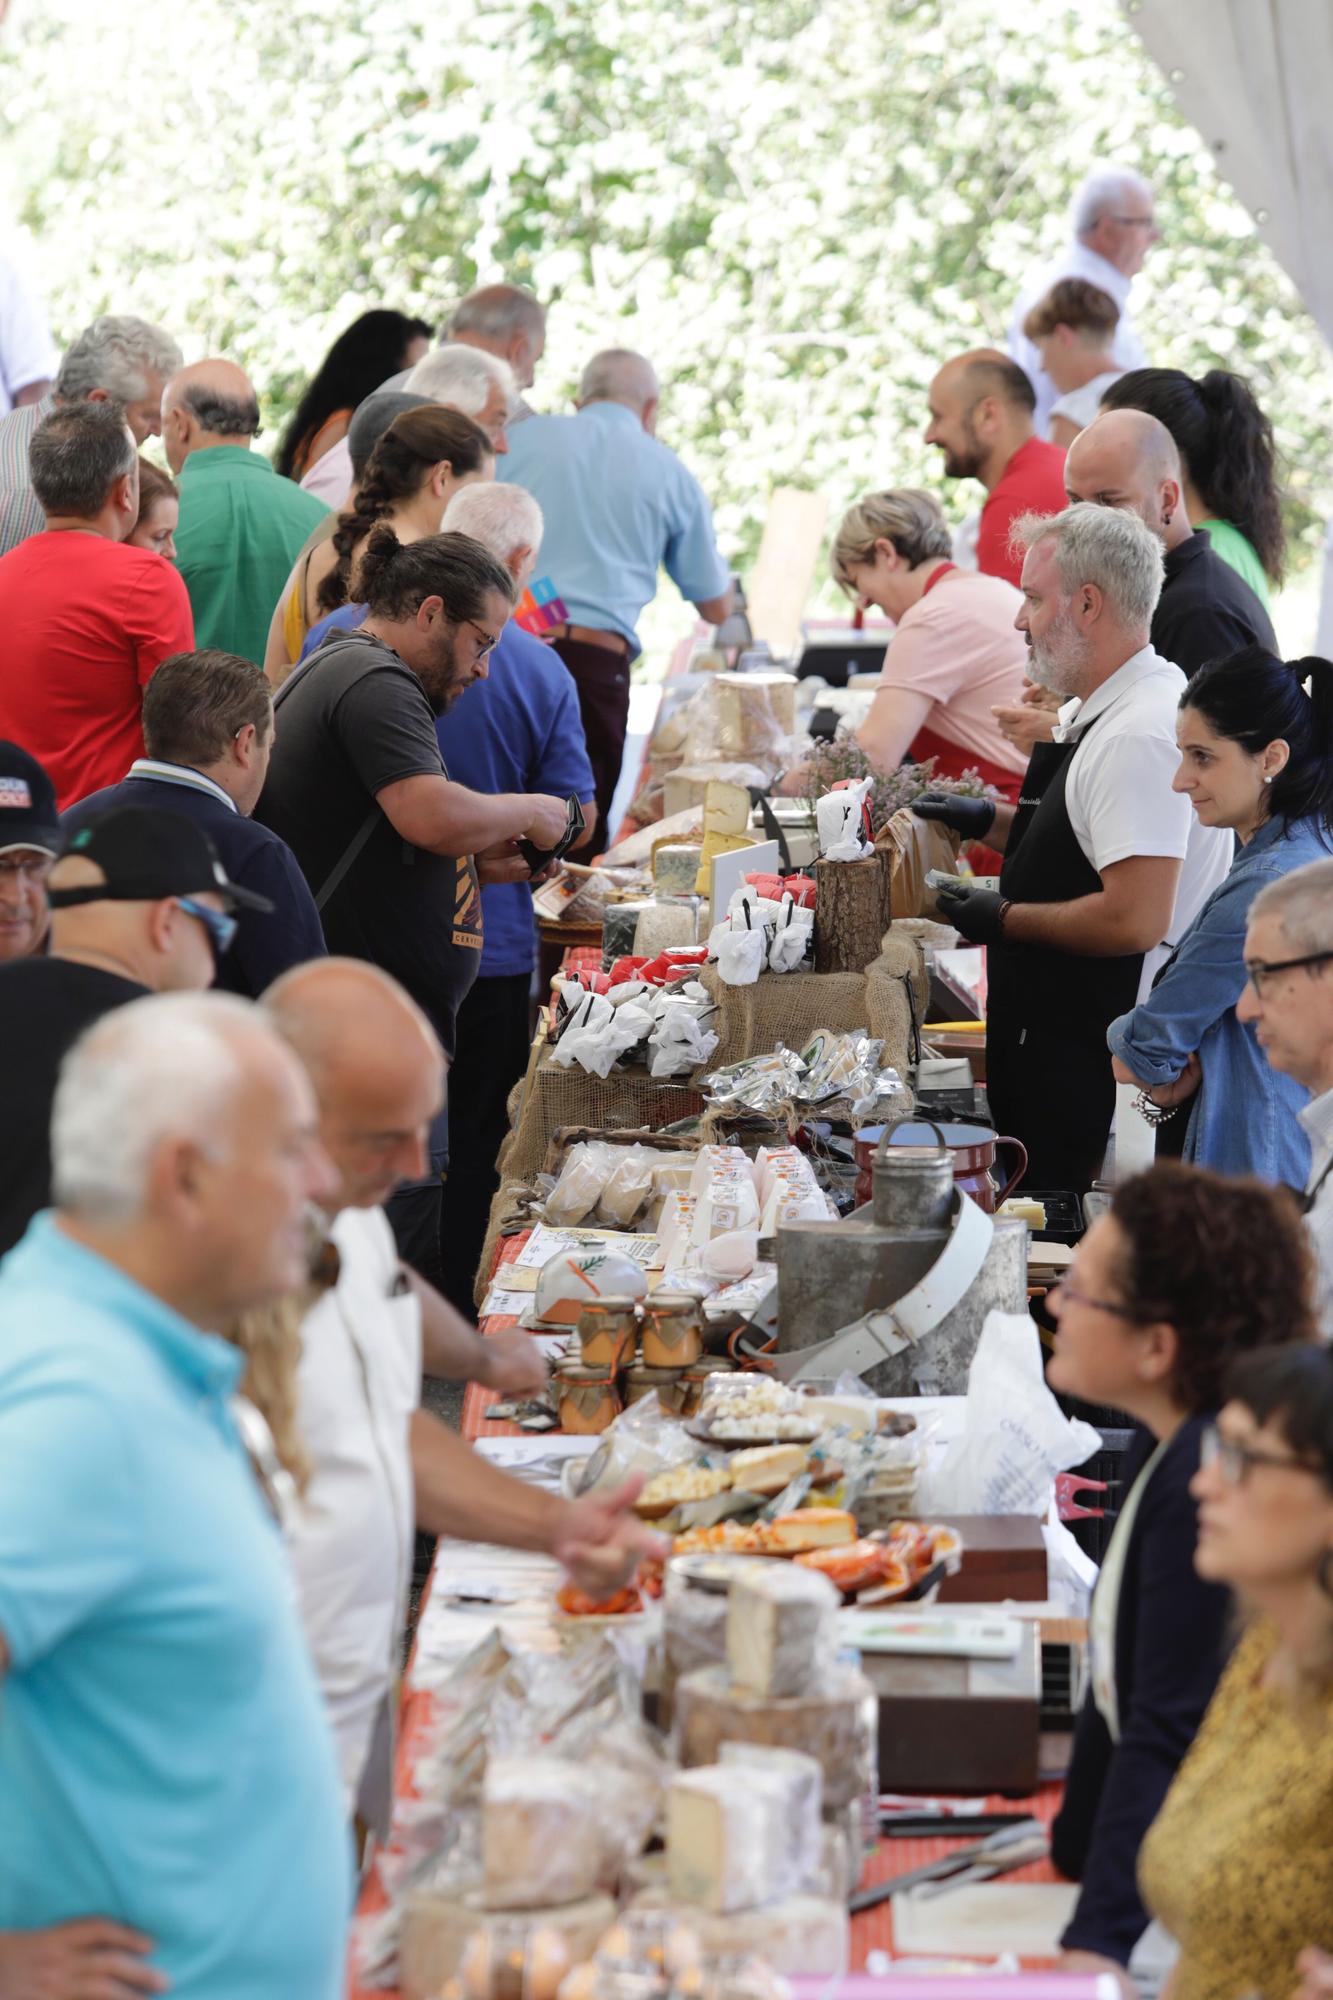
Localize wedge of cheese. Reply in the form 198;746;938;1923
727;1442;808;1496
666;1764;802;1913
727;1562;839;1698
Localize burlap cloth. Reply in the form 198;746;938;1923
474;928;929;1307
698;926;926;1076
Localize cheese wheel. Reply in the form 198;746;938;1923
481;1758;603;1909
674;1662;877;1811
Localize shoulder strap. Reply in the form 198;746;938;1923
313;809;380;911
270;634;384;908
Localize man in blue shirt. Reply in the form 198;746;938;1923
0;991;349;1998
63;648;326;997
432;482;597;1308
504;348;733;850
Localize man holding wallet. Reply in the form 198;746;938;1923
255;527;570;1283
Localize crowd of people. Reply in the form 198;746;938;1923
0;161;1328;2000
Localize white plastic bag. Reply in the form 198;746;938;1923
816;777;873;861
768;893;813;972
716;922;767;986
919;1310;1101;1516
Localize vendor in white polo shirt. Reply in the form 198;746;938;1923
262;958;664;1833
916;502;1231;1193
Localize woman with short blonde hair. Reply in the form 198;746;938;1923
827;485;1029;814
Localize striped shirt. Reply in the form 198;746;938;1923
0;391;53;557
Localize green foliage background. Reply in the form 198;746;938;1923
2;0;1327;648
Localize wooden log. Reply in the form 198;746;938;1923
813;852;892;974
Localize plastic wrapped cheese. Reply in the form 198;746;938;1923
596;1148;658;1228
675;1662;878;1812
482;1758;605;1909
545;1144;615;1226
726;1563;839;1698
400;1891;618;2000
627;1888;847;1977
666;1763;808;1913
718;1742;824;1893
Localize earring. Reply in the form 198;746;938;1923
1264;775;1274;785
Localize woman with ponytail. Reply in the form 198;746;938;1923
1109;647;1333;1182
1101;367;1285;607
294;406;493;657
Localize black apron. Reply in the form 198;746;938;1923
985;723;1144;1194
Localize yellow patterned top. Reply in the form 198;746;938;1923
1138;1619;1333;2000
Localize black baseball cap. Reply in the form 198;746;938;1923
48;805;275;914
0;741;59;858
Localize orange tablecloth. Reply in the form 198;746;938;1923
349;1249;1068;1996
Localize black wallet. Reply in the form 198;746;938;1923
519;795;586;876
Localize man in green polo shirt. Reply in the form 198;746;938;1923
164;358;329;665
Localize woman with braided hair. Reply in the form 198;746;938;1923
296;405;494;647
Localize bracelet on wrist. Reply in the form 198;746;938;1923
1133;1089;1180;1127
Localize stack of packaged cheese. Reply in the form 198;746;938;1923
631;1563;878;1974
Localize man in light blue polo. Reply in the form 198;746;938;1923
504;347;734;850
0;992;349;1999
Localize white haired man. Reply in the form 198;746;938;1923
444;283;547;408
1238;859;1333;1339
0;313;183;556
300;344;515;509
433;481;596;1309
914;502;1231;1193
264;959;661;1831
0;993;347;1998
505;347;733;848
1007;164;1158;432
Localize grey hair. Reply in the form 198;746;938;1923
54;315;183;405
1012;501;1164;628
831;488;952;590
30;402;137;518
578;348;658;412
1249;858;1333;956
1073;165;1154;237
445;286;546;345
51;993;262;1223
405;344;515;416
179;384;260;437
442;481;544;566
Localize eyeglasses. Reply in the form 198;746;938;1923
464;618;501;662
1050;1275;1139;1321
1242;948;1333;998
176;896;238;959
1199;1422;1326;1487
0;852;53;884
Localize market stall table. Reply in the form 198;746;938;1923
348;1233;1074;1997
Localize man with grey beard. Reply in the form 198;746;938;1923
914;501;1231;1191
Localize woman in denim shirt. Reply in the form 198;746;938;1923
1109;647;1333;1184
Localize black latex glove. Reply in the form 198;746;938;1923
934;880;1010;945
913;791;997;840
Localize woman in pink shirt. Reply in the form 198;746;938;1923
831;488;1030;799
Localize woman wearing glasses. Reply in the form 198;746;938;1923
1108;646;1333;1183
1138;1345;1333;2000
1046;1161;1318;1990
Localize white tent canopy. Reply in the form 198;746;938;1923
1130;0;1333;348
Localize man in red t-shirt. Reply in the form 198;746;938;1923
925;349;1067;586
0;401;194;807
